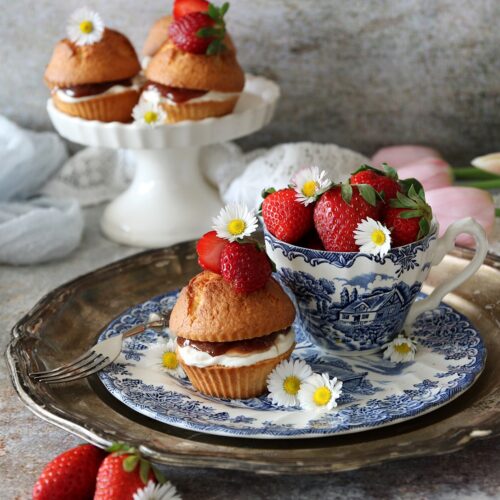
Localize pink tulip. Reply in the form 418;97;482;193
471;152;500;176
397;157;453;191
372;145;442;168
426;187;495;247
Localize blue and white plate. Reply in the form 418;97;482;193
98;291;486;439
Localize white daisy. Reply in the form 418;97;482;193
133;480;182;500
383;335;417;363
212;204;258;242
267;358;313;407
161;339;185;377
292;166;331;206
298;373;343;412
354;217;391;257
132;101;166;127
66;7;105;46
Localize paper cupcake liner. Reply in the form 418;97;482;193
179;345;295;399
52;90;139;123
160;97;239;124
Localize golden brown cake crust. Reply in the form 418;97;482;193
44;29;141;87
145;40;244;92
169;271;296;342
159;96;238;123
142;16;173;57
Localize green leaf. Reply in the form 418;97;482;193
390;192;414;209
261;187;276;199
357;184;378;207
400;178;424;197
382;163;398;180
418;217;430;239
221;2;230;15
123;455;139;473
399;209;422;219
208;3;219;20
139;459;151;485
152;465;166;484
197;26;218;38
418;187;426;201
341;183;353;205
107;442;125;453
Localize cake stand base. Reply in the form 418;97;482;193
100;148;221;247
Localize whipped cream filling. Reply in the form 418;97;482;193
140;87;241;106
178;329;295;368
54;77;142;103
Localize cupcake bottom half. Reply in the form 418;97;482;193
160;96;239;124
179;344;295;399
53;89;139;123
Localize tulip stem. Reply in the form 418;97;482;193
453;167;500;181
496;208;500;218
458;179;500;189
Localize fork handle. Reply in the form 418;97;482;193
123;319;167;339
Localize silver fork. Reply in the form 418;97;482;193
29;315;169;384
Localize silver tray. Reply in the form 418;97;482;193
6;242;500;474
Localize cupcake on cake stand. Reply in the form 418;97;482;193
47;75;279;247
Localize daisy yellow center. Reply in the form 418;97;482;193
227;218;246;236
144;111;158;124
283;376;301;395
302;180;318;198
394;343;411;354
162;352;178;370
313;386;332;406
371;229;386;246
79;20;94;34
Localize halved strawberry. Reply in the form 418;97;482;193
173;0;209;20
196;230;228;273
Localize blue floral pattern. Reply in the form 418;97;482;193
97;290;486;439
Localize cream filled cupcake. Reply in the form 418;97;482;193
139;2;244;124
45;8;141;122
170;271;296;399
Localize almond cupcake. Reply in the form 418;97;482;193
170;271;296;399
140;2;244;124
45;8;141;122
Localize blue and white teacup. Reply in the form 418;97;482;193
264;218;487;354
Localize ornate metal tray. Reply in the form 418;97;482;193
6;242;500;473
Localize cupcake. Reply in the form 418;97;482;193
170;271;296;399
141;16;173;68
139;1;244;124
45;8;142;122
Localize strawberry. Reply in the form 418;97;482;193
173;0;209;19
261;188;314;244
384;184;433;246
220;242;272;293
350;164;401;202
196;230;228;273
32;444;106;500
94;443;164;500
169;3;229;55
314;184;381;251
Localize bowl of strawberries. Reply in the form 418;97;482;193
262;165;488;354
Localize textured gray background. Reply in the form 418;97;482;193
1;0;499;163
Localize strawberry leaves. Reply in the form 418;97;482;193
389;184;433;239
340;182;379;207
198;1;229;54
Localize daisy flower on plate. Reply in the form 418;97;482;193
133;480;182;500
383;335;417;363
132;101;166;127
354;217;391;257
212;203;258;242
267;358;313;407
161;339;185;377
298;373;343;412
292;166;332;206
66;7;105;46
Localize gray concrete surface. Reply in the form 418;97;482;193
1;205;500;499
1;0;499;163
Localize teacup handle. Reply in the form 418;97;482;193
404;217;488;329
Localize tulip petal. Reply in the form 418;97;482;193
372;145;442;168
397;158;453;191
471;152;500;176
426;187;495;247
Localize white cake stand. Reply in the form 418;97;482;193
47;75;280;247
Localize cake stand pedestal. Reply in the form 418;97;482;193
47;75;280;248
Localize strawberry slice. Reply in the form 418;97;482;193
196;230;228;273
173;0;209;20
